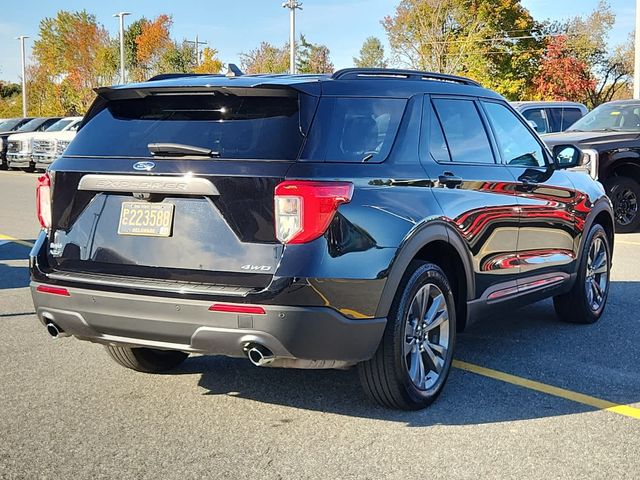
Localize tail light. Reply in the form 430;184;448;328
36;173;51;229
274;180;353;244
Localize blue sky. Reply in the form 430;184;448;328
0;0;635;82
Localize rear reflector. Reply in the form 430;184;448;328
208;303;266;315
36;285;70;296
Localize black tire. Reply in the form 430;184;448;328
553;224;611;324
605;176;640;233
105;345;189;373
358;261;456;410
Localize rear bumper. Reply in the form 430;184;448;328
31;282;386;362
7;153;31;168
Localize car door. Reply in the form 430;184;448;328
480;100;581;287
420;95;521;300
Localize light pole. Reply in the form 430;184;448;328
282;0;302;74
635;0;640;99
186;35;208;67
16;35;29;117
113;12;131;84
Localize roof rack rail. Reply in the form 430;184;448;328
331;68;481;87
146;73;224;82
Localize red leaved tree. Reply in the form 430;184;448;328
532;35;595;102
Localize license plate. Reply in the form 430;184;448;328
118;202;174;237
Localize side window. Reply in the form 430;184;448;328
522;108;548;134
546;108;562;133
561;108;583;130
424;103;451;163
432;98;494;164
482;101;547;168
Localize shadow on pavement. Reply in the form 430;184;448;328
0;241;34;261
171;280;640;425
0;241;33;290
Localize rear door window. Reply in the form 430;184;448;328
302;97;406;163
67;91;305;160
432;98;495;164
522;108;549;134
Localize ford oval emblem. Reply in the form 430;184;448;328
133;161;155;171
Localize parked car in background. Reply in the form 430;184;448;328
6;117;66;171
511;101;588;134
31;68;614;410
0;118;34;169
544;99;640;233
31;117;83;171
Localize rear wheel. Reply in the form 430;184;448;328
358;261;456;410
553;224;611;324
105;345;189;373
606;176;640;233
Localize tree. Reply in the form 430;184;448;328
30;10;116;115
297;35;334;74
382;0;544;99
0;81;22;118
353;37;387;68
540;1;633;107
532;35;595;101
133;15;174;81
240;42;289;74
194;47;224;74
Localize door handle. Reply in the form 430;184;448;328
438;172;463;188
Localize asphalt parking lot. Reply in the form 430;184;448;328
1;171;639;479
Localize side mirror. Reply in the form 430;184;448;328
553;144;583;169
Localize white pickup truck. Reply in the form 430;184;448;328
7;117;81;171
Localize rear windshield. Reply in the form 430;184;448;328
302;97;406;163
66;91;304;160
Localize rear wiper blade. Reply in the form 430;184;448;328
148;143;220;157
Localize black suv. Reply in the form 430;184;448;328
30;68;614;410
543;100;640;233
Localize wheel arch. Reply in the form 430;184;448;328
578;199;615;266
605;159;640;185
375;221;475;332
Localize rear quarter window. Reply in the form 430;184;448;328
301;97;406;163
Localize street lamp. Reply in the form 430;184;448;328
635;0;640;99
282;0;302;74
15;35;29;117
113;12;131;84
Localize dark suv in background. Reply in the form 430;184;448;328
30;68;614;410
544;99;640;233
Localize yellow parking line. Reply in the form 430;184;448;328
0;234;34;248
453;360;640;420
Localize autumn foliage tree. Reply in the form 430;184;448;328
30;10;116;115
532;35;595;101
240;42;289;74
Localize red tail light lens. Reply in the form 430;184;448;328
36;173;51;229
274;181;353;244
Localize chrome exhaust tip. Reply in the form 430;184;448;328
45;322;69;339
245;344;275;366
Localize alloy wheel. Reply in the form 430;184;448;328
403;283;450;390
584;236;609;311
